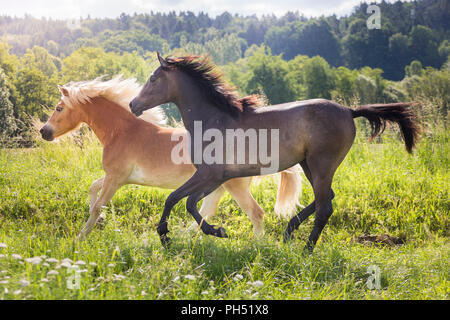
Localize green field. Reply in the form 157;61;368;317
0;127;448;300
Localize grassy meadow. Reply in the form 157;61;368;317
0;125;448;300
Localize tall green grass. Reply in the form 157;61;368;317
0;126;448;299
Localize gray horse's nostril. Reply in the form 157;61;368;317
129;101;133;109
40;128;44;134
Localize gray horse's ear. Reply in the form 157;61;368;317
157;52;168;69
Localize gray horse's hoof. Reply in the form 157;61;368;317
217;227;228;238
160;234;172;247
209;226;228;238
283;230;292;243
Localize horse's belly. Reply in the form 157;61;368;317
127;164;194;189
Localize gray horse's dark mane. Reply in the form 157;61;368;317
164;55;262;117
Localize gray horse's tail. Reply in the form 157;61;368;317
352;103;421;153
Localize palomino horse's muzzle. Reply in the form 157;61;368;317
40;125;54;141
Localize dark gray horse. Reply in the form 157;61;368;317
130;53;420;252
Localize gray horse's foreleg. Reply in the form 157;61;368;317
157;169;226;245
186;186;229;238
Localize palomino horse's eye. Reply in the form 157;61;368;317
56;106;63;112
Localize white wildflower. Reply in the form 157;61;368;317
75;260;86;266
90;262;97;267
113;274;125;281
46;258;58;263
233;274;244;281
47;270;58;276
13;289;21;295
184;275;196;280
19;280;30;287
251;280;264;288
11;254;22;260
0;254;5;259
0;243;7;248
25;257;42;265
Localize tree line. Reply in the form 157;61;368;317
1;0;448;80
0;0;449;145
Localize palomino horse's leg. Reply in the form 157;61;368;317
223;178;265;238
284;160;335;242
89;177;104;210
188;186;225;231
78;176;120;240
89;177;107;224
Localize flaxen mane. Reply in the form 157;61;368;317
164;55;262;117
61;76;166;125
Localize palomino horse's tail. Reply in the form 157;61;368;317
251;165;303;219
274;165;303;219
352;103;421;153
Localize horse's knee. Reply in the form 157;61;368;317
186;196;199;212
315;201;333;225
164;192;179;209
89;184;98;194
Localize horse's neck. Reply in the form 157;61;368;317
79;97;138;146
175;86;232;133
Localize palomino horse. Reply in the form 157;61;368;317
39;77;303;240
130;53;420;251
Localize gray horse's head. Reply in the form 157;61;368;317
130;52;174;116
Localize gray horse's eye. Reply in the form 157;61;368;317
150;75;156;83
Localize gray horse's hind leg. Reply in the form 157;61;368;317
284;160;315;241
303;156;337;252
284;159;336;252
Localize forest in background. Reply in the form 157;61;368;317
0;0;449;145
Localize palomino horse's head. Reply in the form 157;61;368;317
130;52;176;116
40;85;83;141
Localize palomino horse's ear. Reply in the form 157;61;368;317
157;52;169;69
58;85;69;97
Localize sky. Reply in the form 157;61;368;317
1;0;406;19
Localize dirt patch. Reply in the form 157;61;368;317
354;234;405;247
